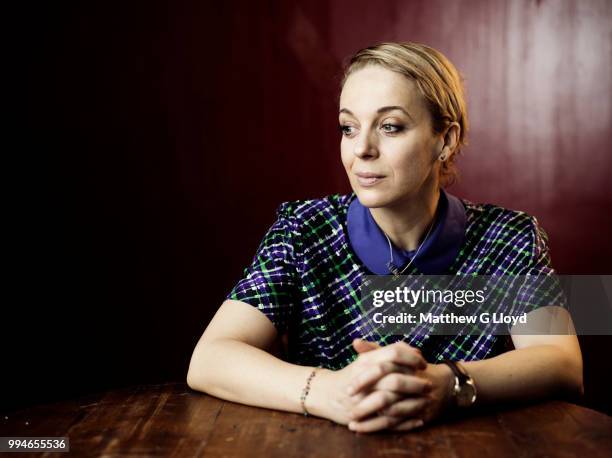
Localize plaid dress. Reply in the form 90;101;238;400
227;193;554;370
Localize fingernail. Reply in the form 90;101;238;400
346;385;355;395
349;421;357;430
415;419;424;428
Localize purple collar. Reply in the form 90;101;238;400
346;189;467;275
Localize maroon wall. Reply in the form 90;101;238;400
8;0;611;413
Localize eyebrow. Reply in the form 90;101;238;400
339;106;414;121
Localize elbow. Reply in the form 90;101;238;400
569;371;584;400
186;363;198;392
560;353;584;401
186;362;211;394
186;344;211;393
186;339;237;401
186;368;197;391
565;377;584;403
562;371;584;400
186;338;231;394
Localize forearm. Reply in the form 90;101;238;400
187;337;326;415
462;344;584;407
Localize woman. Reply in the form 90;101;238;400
187;42;583;433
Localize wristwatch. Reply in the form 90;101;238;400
442;360;477;408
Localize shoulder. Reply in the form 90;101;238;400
272;194;354;257
459;197;551;268
276;193;354;226
461;197;545;238
250;194;351;263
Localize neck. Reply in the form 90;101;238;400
369;185;441;252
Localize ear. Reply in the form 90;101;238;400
438;121;461;160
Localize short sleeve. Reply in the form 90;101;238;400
510;216;567;316
226;203;299;333
523;216;555;276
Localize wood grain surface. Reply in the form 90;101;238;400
2;383;611;457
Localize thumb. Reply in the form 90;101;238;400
352;338;381;353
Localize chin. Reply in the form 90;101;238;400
354;188;395;208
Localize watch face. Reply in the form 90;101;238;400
457;380;477;407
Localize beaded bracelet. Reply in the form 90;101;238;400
300;368;319;416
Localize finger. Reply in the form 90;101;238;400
372;372;433;395
348;414;402;433
353;338;381;353
348;361;409;394
358;342;427;370
390;418;425;432
348;390;367;405
350;389;402;421
379;397;429;417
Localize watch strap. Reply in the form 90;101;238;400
442;359;469;384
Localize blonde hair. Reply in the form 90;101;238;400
340;42;469;187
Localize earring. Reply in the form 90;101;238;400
438;153;447;162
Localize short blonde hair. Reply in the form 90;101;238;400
340;42;469;187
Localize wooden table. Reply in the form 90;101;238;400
1;382;611;457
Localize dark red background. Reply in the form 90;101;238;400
7;0;611;414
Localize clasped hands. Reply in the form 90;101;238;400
324;338;454;433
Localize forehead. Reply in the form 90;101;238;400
339;65;427;119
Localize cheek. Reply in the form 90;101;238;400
386;154;422;184
385;148;409;173
340;144;353;170
387;140;433;177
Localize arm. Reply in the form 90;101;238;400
187;300;428;424
349;219;584;432
348;306;584;433
187;299;318;415
463;306;584;406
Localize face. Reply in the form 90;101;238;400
339;65;443;208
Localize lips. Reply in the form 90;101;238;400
355;172;385;178
355;171;385;187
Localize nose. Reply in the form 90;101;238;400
353;129;379;159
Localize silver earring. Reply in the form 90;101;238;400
439;153;447;162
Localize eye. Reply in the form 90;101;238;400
381;123;404;134
338;124;356;137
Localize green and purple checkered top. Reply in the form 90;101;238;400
227;192;555;370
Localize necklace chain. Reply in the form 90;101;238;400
383;218;435;277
